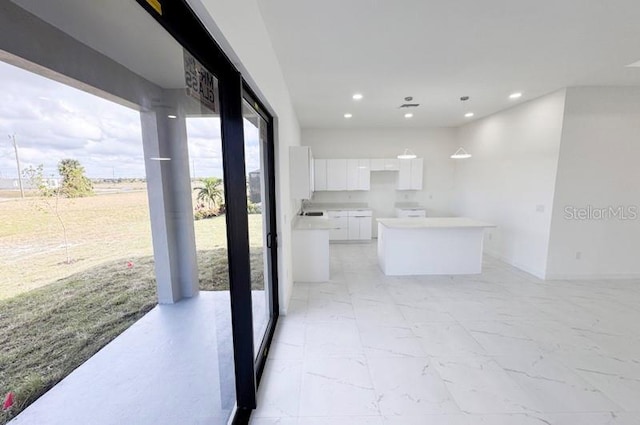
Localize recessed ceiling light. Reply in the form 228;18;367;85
167;114;177;119
464;112;474;118
352;93;363;100
344;113;353;119
404;113;413;118
509;92;523;99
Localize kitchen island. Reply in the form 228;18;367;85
377;217;496;276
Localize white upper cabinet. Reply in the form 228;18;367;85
289;146;313;199
397;159;412;190
314;159;327;191
305;155;420;193
346;159;370;191
410;158;423;190
357;159;370;190
346;159;359;190
384;158;400;171
326;159;348;191
397;157;424;190
370;158;385;171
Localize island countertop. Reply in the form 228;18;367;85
377;217;496;229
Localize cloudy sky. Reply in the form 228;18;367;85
0;60;261;180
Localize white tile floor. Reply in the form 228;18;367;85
251;243;640;425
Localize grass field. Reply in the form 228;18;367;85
0;187;264;299
0;187;264;423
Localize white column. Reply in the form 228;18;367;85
140;99;199;303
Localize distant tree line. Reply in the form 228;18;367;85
23;159;94;198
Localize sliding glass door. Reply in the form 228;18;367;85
242;96;278;367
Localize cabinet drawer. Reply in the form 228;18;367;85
348;210;372;217
329;216;348;241
328;210;348;218
396;209;426;218
329;216;349;227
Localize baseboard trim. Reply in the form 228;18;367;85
484;249;546;280
545;272;640;281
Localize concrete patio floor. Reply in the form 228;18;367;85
10;291;267;425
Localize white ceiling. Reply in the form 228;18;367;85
256;0;640;128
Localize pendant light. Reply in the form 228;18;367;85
397;148;417;160
450;147;472;159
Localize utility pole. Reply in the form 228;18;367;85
9;134;24;198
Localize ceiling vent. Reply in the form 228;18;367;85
399;103;420;108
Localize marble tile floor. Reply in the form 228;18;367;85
251;243;640;425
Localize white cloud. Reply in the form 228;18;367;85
0;60;145;178
0;60;264;182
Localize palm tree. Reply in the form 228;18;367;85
194;177;223;209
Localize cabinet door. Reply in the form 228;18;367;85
359;217;372;240
370;158;385;171
314;159;327;191
329;215;348;240
397;159;412;190
327;159;347;191
384;158;400;171
348;216;360;240
410;158;423;190
358;159;370;190
346;159;359;191
289;146;312;199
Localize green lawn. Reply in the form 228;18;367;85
0;190;265;423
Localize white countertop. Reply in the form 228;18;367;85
305;202;371;211
293;216;334;230
377;217;496;229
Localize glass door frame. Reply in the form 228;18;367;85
134;1;280;423
242;85;279;382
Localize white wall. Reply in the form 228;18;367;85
188;0;301;313
452;90;567;278
302;128;458;235
546;87;640;279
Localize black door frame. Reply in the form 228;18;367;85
134;1;280;423
241;86;279;383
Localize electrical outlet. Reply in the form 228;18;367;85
575;251;582;260
488;233;493;240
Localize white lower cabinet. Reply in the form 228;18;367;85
328;211;349;240
329;210;372;241
396;208;426;218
